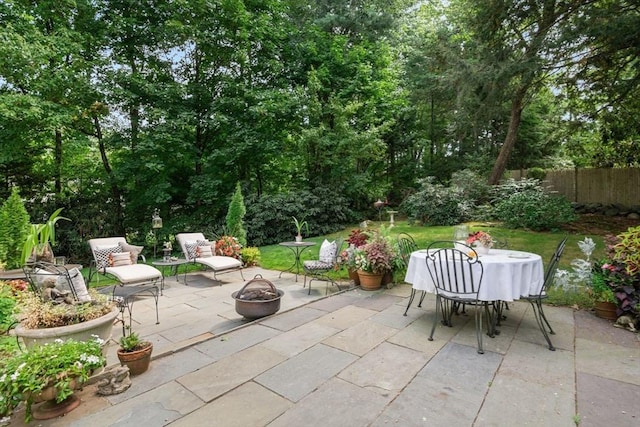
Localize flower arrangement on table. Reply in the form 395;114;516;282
0;336;105;422
215;235;242;259
466;231;495;248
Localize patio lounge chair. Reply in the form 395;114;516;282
175;233;244;282
88;237;161;334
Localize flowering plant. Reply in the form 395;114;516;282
337;245;358;270
466;231;495;248
215;235;242;259
346;229;369;248
0;336;105;422
353;235;397;274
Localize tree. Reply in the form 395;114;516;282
0;188;30;269
226;183;247;246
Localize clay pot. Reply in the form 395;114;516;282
594;301;618;320
357;270;383;291
117;342;153;375
348;269;360;286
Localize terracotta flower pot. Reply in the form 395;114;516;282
357;270;383;290
348;268;360;286
594;301;618;320
117;342;153;375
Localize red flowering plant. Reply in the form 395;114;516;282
466;231;495;248
346;229;369;248
215;236;242;259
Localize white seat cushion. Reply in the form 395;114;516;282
194;256;242;271
105;264;162;285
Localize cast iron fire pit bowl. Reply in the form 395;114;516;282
231;275;284;319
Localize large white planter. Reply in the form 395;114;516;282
15;307;119;348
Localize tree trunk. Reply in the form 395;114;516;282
488;87;526;185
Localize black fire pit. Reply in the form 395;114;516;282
231;275;284;319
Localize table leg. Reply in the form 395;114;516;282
279;247;311;282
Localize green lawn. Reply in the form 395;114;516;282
82;220;606;307
258;220;604;308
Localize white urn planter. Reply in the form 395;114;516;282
15;307;119;349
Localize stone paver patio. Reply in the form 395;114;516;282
6;266;639;426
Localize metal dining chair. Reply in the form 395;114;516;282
425;241;489;354
398;233;425;316
521;236;568;351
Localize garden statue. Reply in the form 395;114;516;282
41;278;74;305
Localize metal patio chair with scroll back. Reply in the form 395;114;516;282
303;238;344;295
398;233;424;316
521;236;568;351
426;241;490;354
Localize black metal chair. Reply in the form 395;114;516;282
303;238;344;295
398;233;425;316
425;241;489;354
521;236;568;351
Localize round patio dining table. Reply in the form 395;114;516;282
404;248;545;302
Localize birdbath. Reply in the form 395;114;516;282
387;210;398;227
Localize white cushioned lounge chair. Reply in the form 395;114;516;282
88;237;161;333
176;233;244;282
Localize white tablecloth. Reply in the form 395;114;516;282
404;249;545;302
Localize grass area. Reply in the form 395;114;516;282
258;220;607;308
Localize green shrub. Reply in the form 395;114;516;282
450;169;491;204
226;183;247;246
493;179;576;231
240;247;261;266
245;187;354;246
0;188;30;269
527;167;547;181
400;177;473;226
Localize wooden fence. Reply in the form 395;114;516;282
509;168;640;207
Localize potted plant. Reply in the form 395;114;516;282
21;208;70;264
0;336;105;422
589;264;619;320
13;286;119;348
292;216;309;243
354;233;396;290
117;330;153;375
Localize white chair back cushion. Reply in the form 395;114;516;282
319;239;337;264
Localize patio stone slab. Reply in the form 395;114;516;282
575;309;639;348
314;305;377;330
254;343;357;402
258;306;327;331
322;319;399;356
576;337;640;385
70;381;202;427
476;373;575;426
352;293;404;311
258;321;340;357
338;341;430;394
269;377;392;427
177;346;286;402
576;372;640;427
169;382;293;427
194;324;282;362
307;293;362;312
106;347;215;404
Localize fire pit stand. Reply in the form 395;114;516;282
231;275;284;319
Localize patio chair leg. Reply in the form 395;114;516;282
529;301;555;351
476;303;484;354
428;295;441;341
